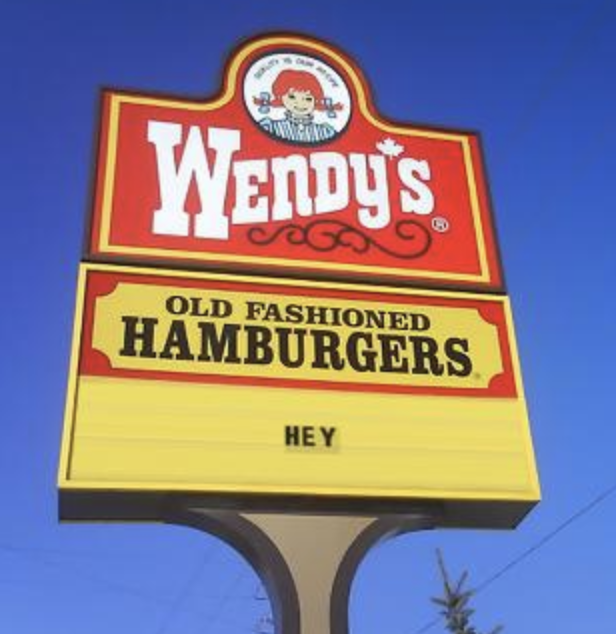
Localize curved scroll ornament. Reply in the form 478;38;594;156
247;219;432;261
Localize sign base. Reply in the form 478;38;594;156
166;502;436;634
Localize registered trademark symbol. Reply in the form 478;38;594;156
432;216;450;233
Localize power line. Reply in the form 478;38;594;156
0;540;224;619
153;545;217;634
198;567;250;634
412;481;616;634
474;481;616;594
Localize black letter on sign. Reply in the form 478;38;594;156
378;334;409;373
119;316;158;358
445;338;473;376
277;328;307;369
311;330;345;370
410;336;444;376
198;323;241;363
159;320;194;360
346;332;377;373
245;325;274;365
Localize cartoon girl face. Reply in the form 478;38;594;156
245;51;353;144
281;89;316;118
248;64;349;144
267;70;326;118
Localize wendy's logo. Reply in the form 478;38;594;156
243;51;352;145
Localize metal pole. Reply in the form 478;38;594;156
164;500;435;634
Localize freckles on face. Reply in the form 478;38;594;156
282;89;316;116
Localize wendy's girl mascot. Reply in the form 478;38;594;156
254;69;344;144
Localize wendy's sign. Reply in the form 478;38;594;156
88;34;503;290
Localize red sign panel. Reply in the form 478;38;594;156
88;34;503;290
78;266;517;399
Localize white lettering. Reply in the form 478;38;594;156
231;159;268;224
147;121;437;240
193;127;241;239
397;158;434;215
310;152;349;214
349;154;390;230
271;156;313;221
148;121;190;236
148;121;240;240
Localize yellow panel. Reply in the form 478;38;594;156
58;263;540;525
62;376;538;502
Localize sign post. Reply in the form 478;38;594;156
59;33;539;633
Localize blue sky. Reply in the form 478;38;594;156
1;1;615;632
